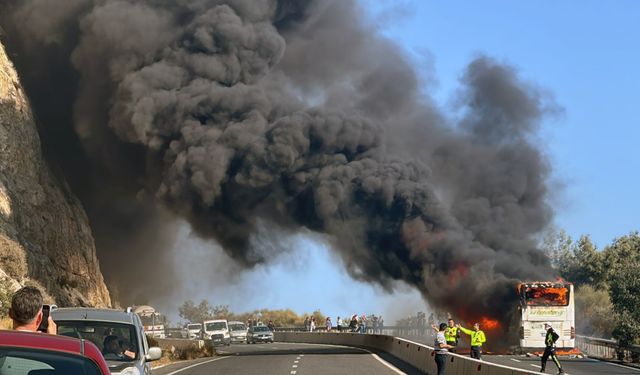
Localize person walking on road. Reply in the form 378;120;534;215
444;318;460;353
434;323;454;375
540;322;564;374
458;323;486;360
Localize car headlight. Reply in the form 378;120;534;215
119;367;140;375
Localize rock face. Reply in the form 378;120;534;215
0;41;111;307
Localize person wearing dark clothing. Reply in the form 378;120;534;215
540;323;564;374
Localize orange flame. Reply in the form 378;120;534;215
478;316;500;330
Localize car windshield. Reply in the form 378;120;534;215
229;324;246;331
187;324;201;330
205;322;227;331
0;347;102;375
56;321;139;362
139;315;163;326
253;326;270;332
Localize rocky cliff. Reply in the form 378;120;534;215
0;41;111;307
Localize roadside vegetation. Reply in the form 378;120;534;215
178;299;326;327
543;230;640;356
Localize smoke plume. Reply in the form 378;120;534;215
0;0;557;322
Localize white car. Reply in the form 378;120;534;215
203;319;231;346
185;323;203;340
228;321;248;343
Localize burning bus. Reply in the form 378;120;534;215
517;281;575;350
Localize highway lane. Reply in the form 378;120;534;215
154;342;422;375
483;354;640;375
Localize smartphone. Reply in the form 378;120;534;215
37;305;53;333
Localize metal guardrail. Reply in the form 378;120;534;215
576;335;640;362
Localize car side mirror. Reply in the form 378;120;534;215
145;347;162;362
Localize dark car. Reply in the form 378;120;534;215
0;330;111;374
247;325;274;344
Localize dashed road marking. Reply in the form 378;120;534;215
165;357;230;375
290;371;297;374
510;358;521;362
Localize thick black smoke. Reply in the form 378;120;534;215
1;0;557;320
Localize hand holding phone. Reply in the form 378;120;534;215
38;305;57;334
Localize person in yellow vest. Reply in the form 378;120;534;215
458;323;486;360
444;318;460;353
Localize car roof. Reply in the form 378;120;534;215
52;308;138;325
203;319;227;323
228;321;244;325
0;330;111;374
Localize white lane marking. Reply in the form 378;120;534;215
510;358;521;362
290;371;297;374
292;365;298;368
601;360;640;372
294;360;299;363
368;352;406;375
165;357;230;375
530;364;540;368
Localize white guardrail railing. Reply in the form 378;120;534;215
275;331;537;375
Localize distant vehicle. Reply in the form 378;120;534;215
247;325;274;344
133;305;166;339
53;307;162;375
185;323;203;340
203;319;231;346
165;327;188;339
228;321;248;343
518;281;576;350
0;330;111;374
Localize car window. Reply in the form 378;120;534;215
0;347;102;375
229;324;245;331
187;324;201;330
205;322;227;331
253;326;269;332
56;321;139;362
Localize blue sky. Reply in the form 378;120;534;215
161;1;640;324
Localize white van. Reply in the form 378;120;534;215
185;322;203;340
203;319;231;346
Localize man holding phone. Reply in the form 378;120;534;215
8;286;57;334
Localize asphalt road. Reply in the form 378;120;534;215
483;354;640;375
153;342;422;375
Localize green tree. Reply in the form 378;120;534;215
571;236;605;287
607;233;640;359
542;228;574;269
574;284;615;337
178;300;230;323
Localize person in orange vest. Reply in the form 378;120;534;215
457;323;486;360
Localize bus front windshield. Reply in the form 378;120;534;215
523;286;569;306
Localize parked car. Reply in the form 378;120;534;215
247;325;274;344
185;323;203;340
52;308;162;375
0;330;111;374
228;321;247;343
202;319;231;346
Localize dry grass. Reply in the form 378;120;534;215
0;317;12;330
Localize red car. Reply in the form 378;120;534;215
0;330;110;374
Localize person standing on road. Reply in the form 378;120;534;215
310;317;316;332
458;323;486;360
434;323;454;375
444;318;460;353
325;317;332;332
540;322;564;374
304;316;310;332
337;316;343;332
9;286;57;335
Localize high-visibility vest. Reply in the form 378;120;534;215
460;327;486;347
445;327;459;343
545;329;559;347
